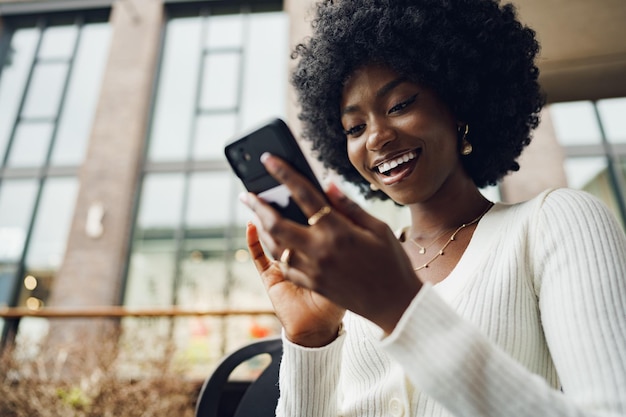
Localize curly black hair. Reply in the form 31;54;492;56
291;0;544;200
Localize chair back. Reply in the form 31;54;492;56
195;337;282;417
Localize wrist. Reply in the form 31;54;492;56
286;323;343;348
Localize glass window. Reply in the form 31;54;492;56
1;20;111;169
205;14;243;49
11;177;78;352
0;179;39;262
135;173;186;233
563;157;609;190
550;99;626;228
597;98;626;145
0;179;38;322
239;12;288;128
185;172;232;228
38;25;78;60
0;28;39;162
52;23;112;165
6;121;54;167
200;52;241;110
192;113;237;160
124;173;185;307
21;61;69;119
0;14;111;348
148;16;203;162
126;7;286;373
24;177;78;272
550;101;603;146
147;11;288;163
125;239;177;307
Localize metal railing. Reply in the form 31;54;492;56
0;306;276;319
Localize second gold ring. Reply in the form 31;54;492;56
280;248;292;265
278;248;292;274
307;205;332;226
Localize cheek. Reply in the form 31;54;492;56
346;140;374;182
346;140;366;173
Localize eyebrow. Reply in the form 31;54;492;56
341;76;408;116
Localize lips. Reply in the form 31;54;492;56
372;149;420;186
376;150;418;175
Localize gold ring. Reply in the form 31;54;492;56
307;205;332;226
278;248;292;274
280;248;292;265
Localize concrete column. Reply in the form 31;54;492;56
499;109;568;203
45;0;163;352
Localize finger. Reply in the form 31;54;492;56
325;182;384;230
246;222;272;272
246;223;289;290
260;153;332;221
243;191;310;255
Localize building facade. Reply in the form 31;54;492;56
0;0;625;373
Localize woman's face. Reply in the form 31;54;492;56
340;64;469;205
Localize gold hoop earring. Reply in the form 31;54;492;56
459;124;472;156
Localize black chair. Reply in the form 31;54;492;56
195;336;283;417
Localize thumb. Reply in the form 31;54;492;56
325;182;378;229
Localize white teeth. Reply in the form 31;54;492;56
377;151;416;174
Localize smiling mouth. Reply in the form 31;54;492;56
375;150;419;176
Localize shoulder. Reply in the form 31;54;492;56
537;187;620;228
527;188;625;255
499;187;616;224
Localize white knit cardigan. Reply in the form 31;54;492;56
276;188;626;416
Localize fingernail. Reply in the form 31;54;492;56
326;182;345;198
260;152;271;164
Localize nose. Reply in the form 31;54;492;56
366;118;396;151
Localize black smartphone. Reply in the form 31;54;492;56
225;118;326;225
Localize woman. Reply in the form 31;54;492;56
241;0;626;415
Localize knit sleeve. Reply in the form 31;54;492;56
380;189;626;416
533;188;626;412
275;327;345;417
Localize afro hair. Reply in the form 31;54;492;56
291;0;544;200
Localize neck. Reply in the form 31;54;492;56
407;186;491;240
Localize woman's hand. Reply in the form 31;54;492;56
247;222;345;347
242;153;422;339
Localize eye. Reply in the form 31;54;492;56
388;93;418;114
343;124;366;137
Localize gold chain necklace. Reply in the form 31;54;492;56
412;202;493;272
410;228;453;254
